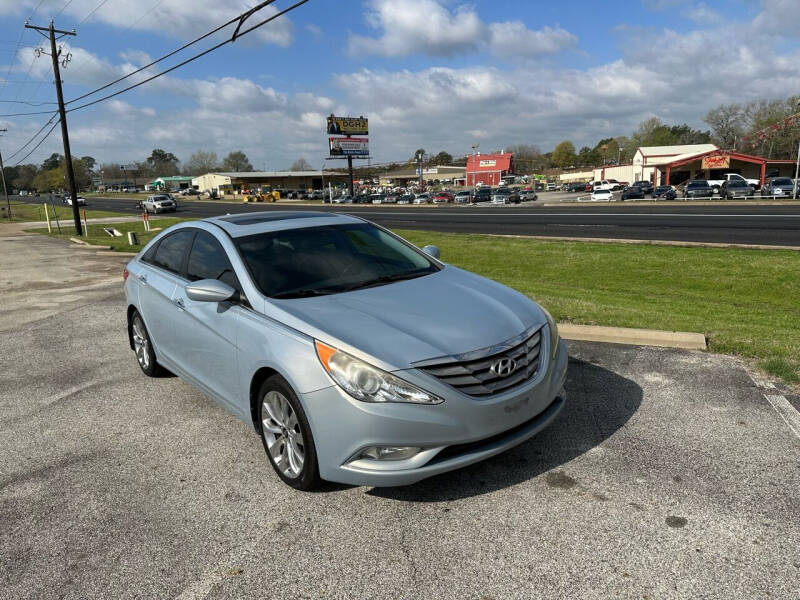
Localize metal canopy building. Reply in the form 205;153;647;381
657;148;796;186
379;165;466;186
191;171;349;194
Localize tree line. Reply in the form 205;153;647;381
3;148;256;193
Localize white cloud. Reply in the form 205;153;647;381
348;0;575;59
0;0;294;46
685;3;722;24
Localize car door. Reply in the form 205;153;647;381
137;229;195;365
169;229;243;406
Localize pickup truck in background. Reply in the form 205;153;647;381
706;173;759;195
593;179;624;191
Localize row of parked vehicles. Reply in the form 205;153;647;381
326;187;539;205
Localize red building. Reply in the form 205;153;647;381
466;152;514;186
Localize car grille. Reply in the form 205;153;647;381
419;328;543;397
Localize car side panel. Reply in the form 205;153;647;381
136;265;179;362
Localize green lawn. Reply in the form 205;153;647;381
397;230;800;383
2;202;124;223
22;220;800;383
26;218;186;253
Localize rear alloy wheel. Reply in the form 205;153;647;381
258;376;320;490
131;311;164;377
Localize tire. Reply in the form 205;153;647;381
130;310;165;377
257;375;320;490
712;186;720;196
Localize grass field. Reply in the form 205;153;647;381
23;221;800;383
26;218;183;253
397;230;800;383
2;202;124;223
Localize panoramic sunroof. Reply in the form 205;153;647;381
216;212;330;226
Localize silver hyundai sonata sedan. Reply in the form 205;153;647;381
124;212;568;490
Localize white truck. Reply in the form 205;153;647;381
706;173;759;195
593;179;623;191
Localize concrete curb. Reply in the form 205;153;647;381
558;323;707;350
486;233;800;251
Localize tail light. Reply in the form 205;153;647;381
123;267;129;282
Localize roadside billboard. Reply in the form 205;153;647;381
329;137;369;158
327;115;368;136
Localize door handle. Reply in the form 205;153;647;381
174;297;185;309
139;273;148;285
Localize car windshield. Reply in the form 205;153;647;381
153;195;170;201
773;177;793;185
687;181;708;188
236;223;440;299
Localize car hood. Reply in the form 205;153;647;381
266;266;545;370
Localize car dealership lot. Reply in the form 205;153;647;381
1;234;799;599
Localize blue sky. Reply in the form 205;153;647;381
0;0;797;169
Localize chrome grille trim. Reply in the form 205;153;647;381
418;327;544;397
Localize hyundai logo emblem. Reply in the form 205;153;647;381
490;357;517;377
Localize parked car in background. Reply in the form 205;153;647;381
413;193;432;204
630;180;653;195
683;180;713;199
397;194;415;204
332;195;353;204
370;194;387;204
621;187;645;201
141;194;177;213
589;189;614;202
474;187;493;203
546;182;557;191
123;213;567;489
519;189;538;202
454;190;473;203
566;182;586;193
760;177;795;197
707;173;759;195
593;179;623;192
384;193;400;204
652;185;677;200
721;179;754;199
433;191;455;203
491;188;520;204
64;195;86;206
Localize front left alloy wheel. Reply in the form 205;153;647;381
257;375;320;490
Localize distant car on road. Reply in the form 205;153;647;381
519;189;538;202
683;180;713;199
331;195;353;204
621;187;645;201
652;185;677;200
63;195;87;206
141;194;177;214
760;177;795;197
589;189;614;202
720;180;754;199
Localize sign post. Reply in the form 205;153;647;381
327;115;369;197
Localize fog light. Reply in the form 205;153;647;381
359;446;422;461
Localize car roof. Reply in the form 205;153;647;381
204;211;363;237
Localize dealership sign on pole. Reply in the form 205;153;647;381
327;115;368;136
329;137;369;158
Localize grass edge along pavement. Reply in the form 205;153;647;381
24;218;187;253
23;222;800;384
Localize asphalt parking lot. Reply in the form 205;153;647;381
1;231;799;600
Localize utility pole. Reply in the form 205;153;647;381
26;21;81;235
0;128;10;219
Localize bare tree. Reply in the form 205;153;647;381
185;151;219;175
290;158;313;171
704;104;749;150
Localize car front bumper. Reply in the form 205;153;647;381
301;337;569;487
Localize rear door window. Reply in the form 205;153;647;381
152;230;194;276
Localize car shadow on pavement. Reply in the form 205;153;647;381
367;357;642;502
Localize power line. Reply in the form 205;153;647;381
0;99;56;106
66;0;277;106
124;0;165;30
78;0;113;25
6;114;59;160
11;117;61;165
65;0;308;113
0;27;27;99
54;0;76;19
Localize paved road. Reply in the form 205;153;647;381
2;232;799;599
14;195;800;246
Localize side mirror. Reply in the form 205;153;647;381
185;279;235;303
422;245;440;259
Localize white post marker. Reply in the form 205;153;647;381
44;202;52;233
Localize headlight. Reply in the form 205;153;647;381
315;341;443;405
541;307;560;359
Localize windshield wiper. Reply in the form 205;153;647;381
270;288;338;299
341;269;431;292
